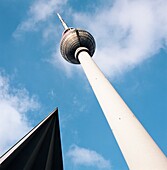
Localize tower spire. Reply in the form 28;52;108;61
57;13;68;30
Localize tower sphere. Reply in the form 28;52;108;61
60;28;96;64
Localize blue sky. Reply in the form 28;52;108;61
0;0;167;169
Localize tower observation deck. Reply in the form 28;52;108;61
58;13;167;170
58;13;95;64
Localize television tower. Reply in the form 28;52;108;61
57;14;167;170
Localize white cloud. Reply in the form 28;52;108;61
13;0;71;73
15;0;67;33
0;72;39;155
72;0;167;77
67;145;111;169
14;0;167;78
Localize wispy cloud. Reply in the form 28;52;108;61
14;0;167;78
0;72;39;155
13;0;71;74
67;145;111;169
73;0;167;77
14;0;67;34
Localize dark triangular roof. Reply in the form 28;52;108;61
0;108;63;170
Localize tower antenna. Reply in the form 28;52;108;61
57;13;68;30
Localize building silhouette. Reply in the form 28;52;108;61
0;108;63;170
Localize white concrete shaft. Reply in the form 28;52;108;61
78;50;167;170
